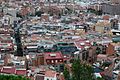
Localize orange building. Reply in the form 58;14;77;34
32;54;44;66
106;43;120;55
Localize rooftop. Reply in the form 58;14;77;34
45;70;57;77
44;52;63;59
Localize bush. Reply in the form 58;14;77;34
0;75;30;80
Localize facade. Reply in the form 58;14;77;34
44;70;57;80
0;66;27;75
102;3;120;15
106;43;120;55
32;54;44;66
95;20;111;33
34;74;44;80
34;70;58;80
44;52;63;65
88;3;102;11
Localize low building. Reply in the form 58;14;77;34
15;68;27;76
34;74;44;80
97;54;107;61
102;3;120;15
0;66;27;76
34;70;58;80
1;66;16;74
44;70;58;80
95;20;111;33
74;39;91;50
44;52;63;65
106;43;120;55
32;54;44;66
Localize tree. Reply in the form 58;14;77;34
0;75;30;80
63;67;70;80
96;47;101;55
97;77;105;80
71;59;94;80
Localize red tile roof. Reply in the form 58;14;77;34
16;69;27;75
44;52;63;60
2;67;16;74
74;39;91;50
45;70;57;77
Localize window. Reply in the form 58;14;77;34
51;60;54;63
60;60;62;62
55;60;58;63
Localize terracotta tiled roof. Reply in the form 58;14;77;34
16;69;27;75
1;66;16;74
45;70;57;77
44;52;63;60
74;39;91;50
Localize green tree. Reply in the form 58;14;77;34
63;67;70;80
96;47;101;55
72;59;94;80
0;75;30;80
97;77;105;80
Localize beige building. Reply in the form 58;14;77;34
95;20;111;33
